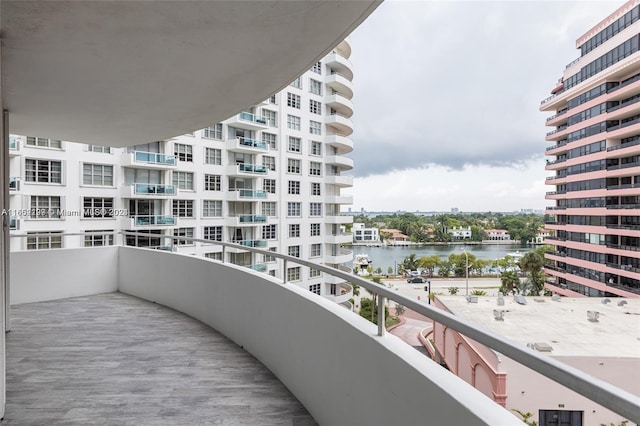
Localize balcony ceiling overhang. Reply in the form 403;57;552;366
1;0;381;147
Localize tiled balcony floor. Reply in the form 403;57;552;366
4;292;316;426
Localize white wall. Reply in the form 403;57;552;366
117;247;519;426
10;246;118;304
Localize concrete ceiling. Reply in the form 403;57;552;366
1;0;381;147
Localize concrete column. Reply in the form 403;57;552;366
0;36;7;416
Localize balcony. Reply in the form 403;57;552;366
225;214;267;227
325;248;353;264
325;194;354;205
326;93;354;117
325;232;353;245
325;72;354;99
325;52;353;81
121;151;176;169
9;136;20;155
225;163;267;176
8;177;19;192
325;155;354;170
8;217;19;230
227;111;269;131
122;183;177;198
225;137;269;153
6;235;638;425
325;174;353;187
226;188;268;201
326;133;353;153
325;113;353;136
131;215;176;226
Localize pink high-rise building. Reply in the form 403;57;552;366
541;0;640;298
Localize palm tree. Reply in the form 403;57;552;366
519;251;544;295
401;253;419;273
500;270;520;295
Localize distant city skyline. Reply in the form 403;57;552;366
345;1;617;212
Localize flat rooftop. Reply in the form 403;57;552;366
4;292;316;425
437;295;640;358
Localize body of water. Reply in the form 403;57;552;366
354;244;533;273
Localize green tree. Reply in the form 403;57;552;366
519;251;545;295
387;266;393;275
500;270;520;295
470;225;487;242
438;260;453;277
401;253;419;273
419;255;440;277
359;298;389;326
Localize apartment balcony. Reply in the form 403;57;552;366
325;113;353;136
225;214;267;227
225;163;267;176
325;72;354;99
224;137;269;154
130;215;176;227
225;188;268;201
325;154;354;170
326;133;353;153
325;232;352;245
326;283;353;305
325;194;354;205
120;151;176;169
325;248;353;264
6;236;638;425
545;139;568;155
544;124;569;141
226;111;269;131
324;52;353;81
122;183;177;198
325;214;352;225
8;177;19;192
8;135;20;156
325;174;353;187
326;93;354;118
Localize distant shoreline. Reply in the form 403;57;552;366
350;241;545;247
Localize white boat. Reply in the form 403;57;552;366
353;253;373;275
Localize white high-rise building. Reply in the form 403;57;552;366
7;40;355;304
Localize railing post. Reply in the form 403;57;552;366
283;259;287;284
377;295;386;336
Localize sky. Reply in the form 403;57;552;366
344;0;620;213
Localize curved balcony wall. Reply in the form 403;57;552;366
325;113;354;136
324;154;354;170
325;133;353;153
326;93;354;118
325;73;353;99
324;53;353;81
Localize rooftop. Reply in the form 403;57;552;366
437;295;640;358
4;292;315;425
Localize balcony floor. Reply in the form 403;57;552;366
4;292;316;425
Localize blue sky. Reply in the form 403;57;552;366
345;1;619;212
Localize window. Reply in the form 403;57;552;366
262;224;276;240
309;283;321;295
287;92;301;109
203;124;223;139
263;110;277;127
26;136;61;149
310;268;321;278
310;223;321;236
173;228;194;246
288;180;300;195
263;179;276;194
205;252;223;261
310;100;322;115
288;137;301;153
27;231;62;250
264;247;277;263
287;202;301;217
174;144;193;162
287;267;301;282
87;145;111;153
290;77;302;89
83;197;114;218
262;132;277;149
310;79;322;95
311;182;321;196
204;174;221;191
288;245;300;258
309;161;322;176
25;159;62;184
262;156;276;171
310;202;322;217
311;141;322;156
173;171;194;190
203;200;222;217
309;120;322;135
289;224;300;238
205;148;221;165
287;115;301;130
287;159;301;174
82;163;113;186
30;196;61;219
311;61;322;74
310;243;321;257
84;230;114;247
204;226;222;242
268;94;277;104
262;201;277;217
172;200;194;218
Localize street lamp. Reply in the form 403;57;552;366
461;247;469;296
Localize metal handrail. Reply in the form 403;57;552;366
7;231;640;421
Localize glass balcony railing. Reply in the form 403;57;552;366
9;177;19;191
238;112;268;125
134;183;176;195
248;263;267;272
133;215;176;226
238;163;267;174
8;217;18;230
9;136;18;150
238;215;267;223
133;151;176;166
238;189;268;198
238;239;267;248
238;137;268;150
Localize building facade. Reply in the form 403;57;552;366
7;41;355;303
541;0;640;298
352;222;380;244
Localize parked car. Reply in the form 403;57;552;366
407;276;427;283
